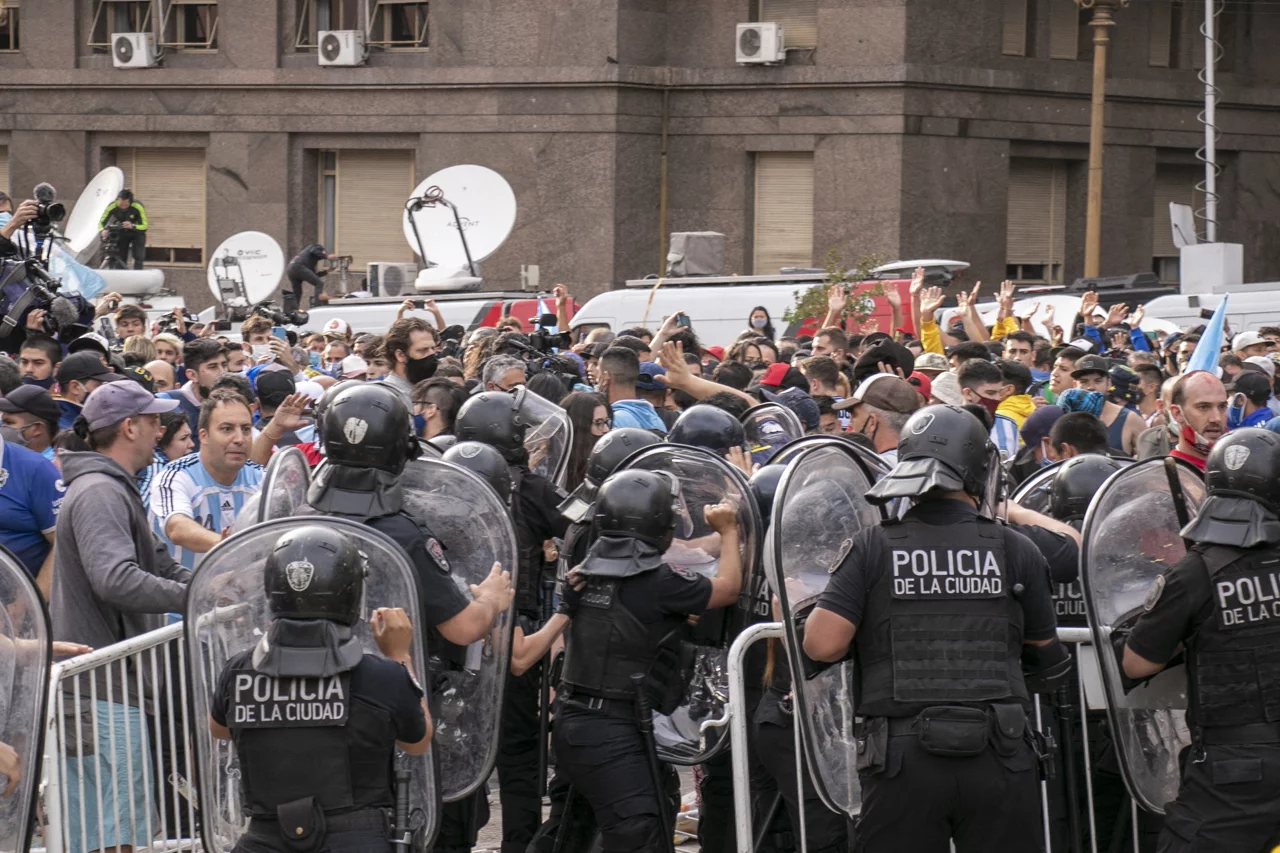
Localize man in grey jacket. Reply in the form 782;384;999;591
52;380;190;853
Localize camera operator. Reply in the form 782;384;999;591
98;190;148;270
286;243;333;310
0;197;39;256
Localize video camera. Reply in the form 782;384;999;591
0;257;93;351
156;309;200;336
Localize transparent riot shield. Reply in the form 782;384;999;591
0;546;49;853
1010;459;1064;516
770;444;883;819
742;403;805;466
618;445;763;764
185;518;438;851
517;386;573;487
399;457;519;801
231;446;311;533
1081;458;1207;814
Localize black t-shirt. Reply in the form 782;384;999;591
1009;521;1079;585
211;649;427;745
618;563;714;624
817;499;1058;642
516;471;571;544
1127;552;1215;666
367;513;470;630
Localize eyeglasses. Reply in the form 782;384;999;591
591;418;612;429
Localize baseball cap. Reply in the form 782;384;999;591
81;381;178;431
1233;331;1267;351
764;387;820;431
56;351;118;386
914;352;949;374
121;365;156;393
907;371;932;402
254;369;297;408
67;332;111;358
636;362;667;392
1070;354;1110;379
1245;355;1276;379
340;355;369;379
834;374;923;415
322;318;351;338
929;371;964;407
704;346;726;362
0;385;61;424
757;363;808;392
1231;371;1272;405
1020;405;1064;448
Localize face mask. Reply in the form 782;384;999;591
0;425;26;446
324;361;343;374
23;375;54;390
0;213;11;230
309;352;322;369
857;415;878;444
1179;423;1217;456
979;396;1001;417
405;353;438;385
751;316;768;330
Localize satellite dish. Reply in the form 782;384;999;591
65;167;125;262
205;231;285;309
402;165;517;271
1170;203;1198;249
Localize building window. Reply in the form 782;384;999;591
111;147;207;265
1001;0;1029;56
322;150;415;274
759;0;817;49
295;0;361;50
1152;0;1234;70
87;0;153;51
1152;165;1202;284
366;0;429;50
753;152;815;276
160;0;217;50
1049;0;1083;60
1006;159;1067;285
0;146;9;195
0;1;19;52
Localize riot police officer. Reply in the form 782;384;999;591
455;389;572;852
555;469;742;853
802;404;1070;853
208;525;431;853
1120;428;1280;852
559;427;664;568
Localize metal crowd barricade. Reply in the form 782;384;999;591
38;623;201;853
727;624;1146;853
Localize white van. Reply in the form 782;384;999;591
1141;282;1280;332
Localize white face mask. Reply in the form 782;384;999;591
751;316;768;330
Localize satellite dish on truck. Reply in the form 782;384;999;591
402;165;517;293
65;167;125;263
206;231;285;315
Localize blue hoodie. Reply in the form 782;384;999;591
611;399;668;434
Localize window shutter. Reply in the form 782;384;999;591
1153;167;1200;257
0;146;8;195
335;150;415;273
1050;0;1079;60
132;147;206;253
1149;0;1173;66
753;152;814;276
760;0;818;49
1001;0;1027;56
1006;159;1066;275
1180;0;1206;69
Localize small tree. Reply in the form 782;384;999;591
782;249;888;329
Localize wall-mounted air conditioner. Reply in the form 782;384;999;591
736;23;785;65
112;33;159;69
367;262;418;297
318;30;367;67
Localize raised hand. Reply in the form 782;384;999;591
909;266;926;295
1128;304;1145;327
919;286;946;317
862;317;880;335
1105;302;1129;327
827;284;848;316
1080;291;1099;320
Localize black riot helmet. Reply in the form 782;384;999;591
318;382;420;474
428;434;458;454
1182;427;1280;548
558;428;663;523
263;525;366;625
866;404;992;505
443;441;514;504
592;469;679;550
668;404;746;456
749;464;787;529
1048;455;1127;524
454;390;529;463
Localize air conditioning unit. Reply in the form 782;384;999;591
736;23;785;65
367;262;418;297
318;30;367;67
112;33;159;69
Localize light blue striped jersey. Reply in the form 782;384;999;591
149;453;265;569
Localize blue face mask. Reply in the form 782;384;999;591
308;352;322;369
23;375;55;391
0;213;11;230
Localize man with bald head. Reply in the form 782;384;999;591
1168;371;1228;471
145;360;176;394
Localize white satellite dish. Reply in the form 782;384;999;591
402;165;517;273
1170;202;1198;249
65;167;125;262
205;231;285;308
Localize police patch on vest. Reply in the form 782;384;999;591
671;565;700;582
1215;564;1280;630
890;546;1004;599
227;672;350;729
425;538;450;572
1053;581;1088;625
1143;574;1165;611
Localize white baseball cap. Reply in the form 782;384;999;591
1245;355;1276;379
1233;331;1266;351
322;318;351;338
340;355;369;378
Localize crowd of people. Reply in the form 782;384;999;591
0;262;1278;853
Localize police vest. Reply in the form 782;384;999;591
855;517;1029;718
1187;543;1280;730
560;568;689;713
225;657;397;817
1051;580;1088;628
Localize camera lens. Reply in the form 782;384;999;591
46;202;66;223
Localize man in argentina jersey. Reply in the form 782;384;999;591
150;389;264;569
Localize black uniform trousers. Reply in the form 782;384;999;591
752;694;849;853
1157;743;1280;853
552;702;679;853
855;731;1043;853
110;229;146;270
497;658;544;853
287;263;325;308
528;765;598;853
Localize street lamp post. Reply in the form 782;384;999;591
1078;0;1128;279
